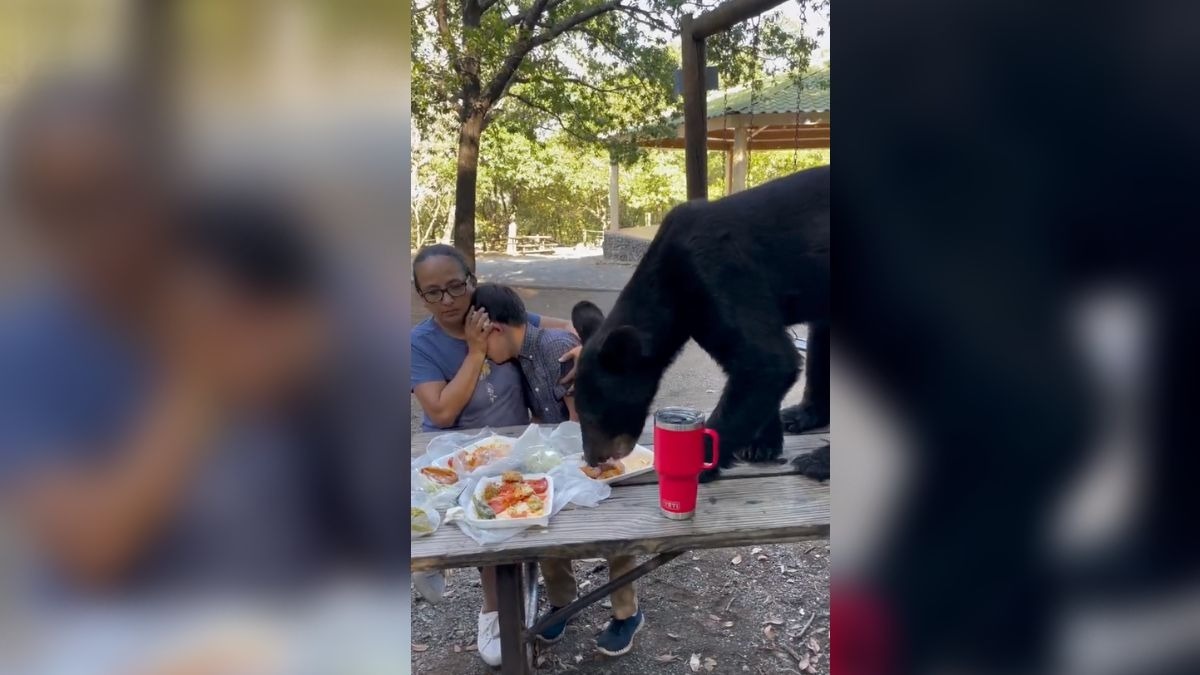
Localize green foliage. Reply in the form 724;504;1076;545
412;129;829;249
414;0;827;252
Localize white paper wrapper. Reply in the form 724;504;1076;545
437;424;611;545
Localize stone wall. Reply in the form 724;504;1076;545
602;231;652;263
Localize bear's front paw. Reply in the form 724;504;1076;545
698;466;722;484
738;438;784;463
781;403;830;434
792;445;830;481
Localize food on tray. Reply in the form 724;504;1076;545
471;493;496;520
621;453;652;472
582;459;625;480
420;466;460;485
411;507;434;534
450;440;512;472
476;474;550;520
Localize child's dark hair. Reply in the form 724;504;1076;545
470;283;527;326
412;244;473;292
176;191;320;299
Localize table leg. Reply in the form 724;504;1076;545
495;563;532;674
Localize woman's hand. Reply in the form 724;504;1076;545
464;307;492;356
558;345;581;389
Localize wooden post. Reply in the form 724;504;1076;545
680;14;708;201
608;161;620;231
680;0;790;201
731;125;749;193
724;147;733;195
691;0;789;38
506;217;518;255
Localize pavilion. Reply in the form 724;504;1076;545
603;69;829;259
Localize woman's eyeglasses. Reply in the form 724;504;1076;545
419;277;472;304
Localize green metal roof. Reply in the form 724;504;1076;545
707;68;830;118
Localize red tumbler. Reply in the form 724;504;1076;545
653;407;719;520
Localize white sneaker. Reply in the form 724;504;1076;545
477;610;502;667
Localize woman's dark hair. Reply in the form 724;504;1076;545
412;244;473;291
175;191;321;299
470;283;528;327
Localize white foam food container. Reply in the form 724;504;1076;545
432;434;517;474
580;445;655;484
414;465;467;501
465;472;555;529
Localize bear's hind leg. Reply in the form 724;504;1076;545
782;321;830;434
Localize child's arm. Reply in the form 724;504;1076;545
565;395;578;422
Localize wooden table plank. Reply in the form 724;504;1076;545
412;425;828;483
410;474;829;571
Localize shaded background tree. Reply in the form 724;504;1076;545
412;0;826;268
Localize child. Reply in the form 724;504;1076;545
470;284;646;657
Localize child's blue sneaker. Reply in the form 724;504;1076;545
595;610;645;656
535;606;571;644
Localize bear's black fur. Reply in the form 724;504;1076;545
572;166;830;481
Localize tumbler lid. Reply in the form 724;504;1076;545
654;407;705;431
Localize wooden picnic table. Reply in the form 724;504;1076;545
411;417;830;674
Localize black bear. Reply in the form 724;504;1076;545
572;166;830;482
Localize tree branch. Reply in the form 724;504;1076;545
531;0;621;48
435;0;460;69
509;92;603;145
513;73;627;95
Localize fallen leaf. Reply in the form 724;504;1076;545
807;638;821;653
694;567;702;573
411;643;429;652
765;618;785;626
668;633;680;640
764;625;778;640
723;621;735;628
689;653;702;672
757;555;769;562
655;653;678;663
453;645;461;653
751;547;763;555
464;644;476;651
709;614;722;622
704;656;718;671
574;654;583;663
798;654;811;670
731;555;743;565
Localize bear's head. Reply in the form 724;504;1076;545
571;301;657;466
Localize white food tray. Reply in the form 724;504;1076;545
431;434;516;473
581;445;655;484
465;472;555;529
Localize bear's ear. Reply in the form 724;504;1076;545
571;301;605;345
597;325;646;372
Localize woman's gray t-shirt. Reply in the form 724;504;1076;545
410;314;542;431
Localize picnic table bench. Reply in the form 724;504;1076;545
507;234;556;255
411;417;830;674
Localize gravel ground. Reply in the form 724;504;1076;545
411;542;829;674
409;258;827;673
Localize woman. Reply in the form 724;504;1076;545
409;244;577;666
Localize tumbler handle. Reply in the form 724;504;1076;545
701;428;719;471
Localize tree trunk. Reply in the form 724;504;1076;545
453;111;486;272
452;0;485;272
